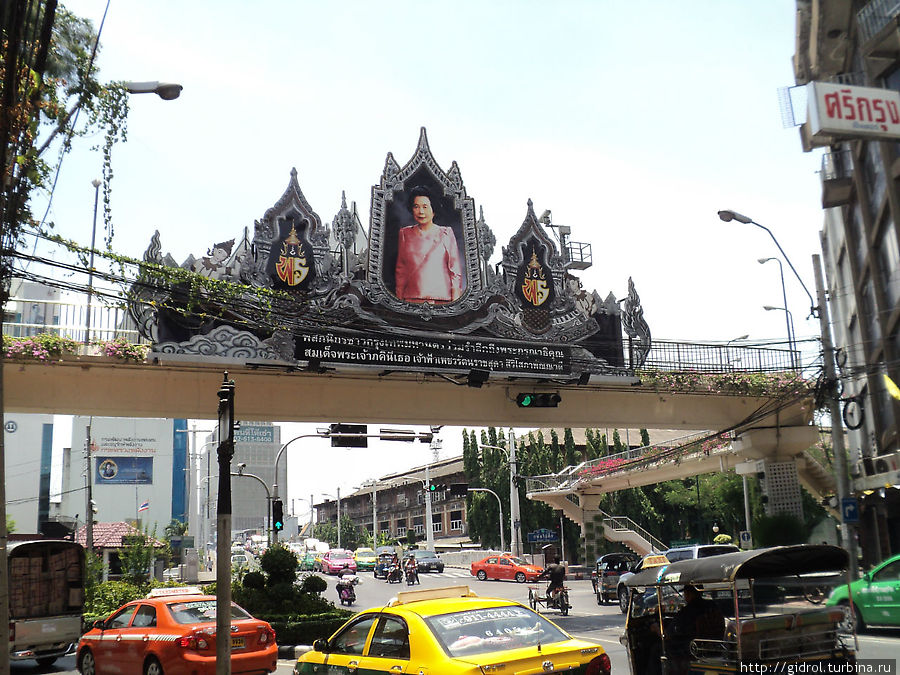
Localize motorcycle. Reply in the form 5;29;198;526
405;565;419;585
336;574;359;605
386;564;403;584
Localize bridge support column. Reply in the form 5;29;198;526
582;510;604;566
734;427;819;522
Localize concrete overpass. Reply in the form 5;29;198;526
3;353;814;430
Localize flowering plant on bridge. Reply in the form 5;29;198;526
95;337;149;362
2;333;79;361
637;369;811;397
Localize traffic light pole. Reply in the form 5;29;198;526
272;428;434;543
215;373;235;675
509;429;522;557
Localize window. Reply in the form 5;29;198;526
131;605;157;628
368;616;410;660
450;519;462;531
107;605;137;629
397;526;407;536
330;615;377;656
166;600;250;624
432;521;442;533
414;524;425;535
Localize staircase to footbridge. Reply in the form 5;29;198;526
526;426;835;555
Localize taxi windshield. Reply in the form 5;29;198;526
425;605;568;657
508;557;529;566
166;600;251;624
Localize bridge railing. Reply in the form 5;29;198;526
526;430;734;494
643;339;796;373
2;295;145;344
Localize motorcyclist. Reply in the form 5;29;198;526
537;556;569;607
387;553;402;582
404;554;419;584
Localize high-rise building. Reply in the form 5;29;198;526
3;413;54;534
198;422;283;544
794;1;900;563
60;417;188;534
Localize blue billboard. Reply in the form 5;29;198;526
96;456;153;484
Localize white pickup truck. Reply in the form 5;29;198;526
8;539;85;667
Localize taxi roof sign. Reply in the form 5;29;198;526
147;586;205;598
388;585;477;607
642;555;669;568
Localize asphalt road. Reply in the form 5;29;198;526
20;568;900;674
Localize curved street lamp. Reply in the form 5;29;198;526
718;209;818;318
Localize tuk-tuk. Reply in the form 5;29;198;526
373;551;397;579
621;544;856;675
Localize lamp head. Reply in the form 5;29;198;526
717;209;753;224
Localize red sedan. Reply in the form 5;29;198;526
470;554;544;583
77;587;277;675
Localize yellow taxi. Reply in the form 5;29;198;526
77;587;277;675
354;547;377;572
293;586;610;675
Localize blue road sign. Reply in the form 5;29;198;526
527;528;559;543
841;497;859;524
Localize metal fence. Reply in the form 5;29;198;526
640;339;796;373
2;296;144;343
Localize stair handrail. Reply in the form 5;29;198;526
599;511;668;553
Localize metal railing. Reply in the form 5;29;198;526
526;430;728;494
2;296;145;344
600;513;667;553
642;340;796;373
858;0;900;43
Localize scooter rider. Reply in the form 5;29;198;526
537;556;568;607
404;554;419;584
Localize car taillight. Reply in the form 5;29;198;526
258;626;275;644
177;631;212;650
585;652;611;675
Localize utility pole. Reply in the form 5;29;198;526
337;487;341;550
85;422;94;551
371;484;378;547
424;462;435;551
509;429;522;557
813;255;859;578
215;373;235;675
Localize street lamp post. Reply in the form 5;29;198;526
718;209;818;318
760;255;798;369
84;179;100;344
763;305;797;369
480;431;522;556
468;488;505;552
321;489;341;549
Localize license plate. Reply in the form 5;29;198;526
231;637;245;649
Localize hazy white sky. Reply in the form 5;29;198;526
40;1;824;513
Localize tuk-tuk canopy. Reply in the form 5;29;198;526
625;544;849;588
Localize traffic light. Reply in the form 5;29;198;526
329;423;368;447
272;499;284;531
427;483;445;492
448;483;468;498
515;392;562;408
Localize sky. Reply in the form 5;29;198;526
36;1;827;519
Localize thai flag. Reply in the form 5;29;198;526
138;500;150;512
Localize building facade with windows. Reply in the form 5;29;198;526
315;456;469;549
794;0;900;563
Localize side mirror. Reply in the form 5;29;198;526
312;639;329;653
864;571;872;582
92;619;106;630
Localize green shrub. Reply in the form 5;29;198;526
243;571;265;590
753;512;808;546
301;574;327;595
267;611;352;645
261;545;298;586
85;580;145;624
